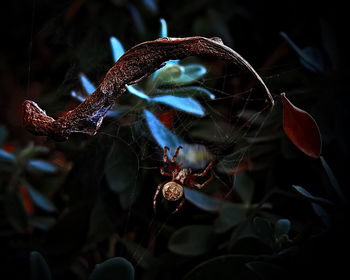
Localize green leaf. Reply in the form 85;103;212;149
89;257;134;280
27;160;57;173
184;255;256;280
26;185;57;212
0;148;15;163
152;64;207;87
184;187;222;211
235;173;255;205
30;251;52;280
152;86;215;99
214;203;248;233
169;225;214;256
4;190;28;233
105;141;139;193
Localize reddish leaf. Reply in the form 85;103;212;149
281;93;321;158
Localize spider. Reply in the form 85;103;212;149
153;146;216;213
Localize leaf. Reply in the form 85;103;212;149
26;184;57;212
144;109;185;149
311;203;331;227
152;64;207;87
299;47;325;73
127;3;145;35
29;216;56;230
0;148;15;163
234;173;255;205
184;255;255;280
246;261;292;280
89;257;135;280
169;225;214;256
141;0;157;13
189;120;237;143
160;18;168;37
110;36;125;63
280;32;324;72
152;95;205;116
71;90;85;102
27;159;58;173
30;251;52;280
292;185;332;205
184;187;222;211
80;73;96;94
126;85;150;100
152;86;215;99
0;125;8;145
88;197;115;243
4;190;28;233
280;93;322;158
214;203;248;233
274;219;291;238
105;140;139;193
252;217;274;248
320;156;346;203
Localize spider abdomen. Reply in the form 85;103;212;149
162;182;184;201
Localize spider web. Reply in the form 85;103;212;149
97;56;275;268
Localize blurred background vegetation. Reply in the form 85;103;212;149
1;0;349;279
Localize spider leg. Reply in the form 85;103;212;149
160;167;172;177
193;175;213;190
191;159;216;178
172;197;186;214
163;146;170;163
153;181;166;213
171;146;183;163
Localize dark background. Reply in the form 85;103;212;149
1;0;349;279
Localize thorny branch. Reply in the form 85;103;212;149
22;37;274;141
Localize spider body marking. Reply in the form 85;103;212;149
153;146;216;213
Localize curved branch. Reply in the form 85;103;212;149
23;36;274;141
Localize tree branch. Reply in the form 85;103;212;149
22;36;274;141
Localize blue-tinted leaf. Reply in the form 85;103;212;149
126;85;150;100
0;125;8;145
214;203;248;233
184;188;222;211
110;36;125;63
142;0;158;13
0;148;15;163
27;160;57;173
153;86;215;99
275;219;291;237
105;140;138;193
29;216;56;230
280;32;324;72
89;257;134;280
234;172;254;205
320;156;346;203
80;73;96;94
71;90;85;102
292;185;332;205
144;109;184;149
300;47;325;73
152;95;205;116
160;18;168;37
311;203;331;227
30;251;52;280
169;225;214;256
26;185;57;212
127;4;145;35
